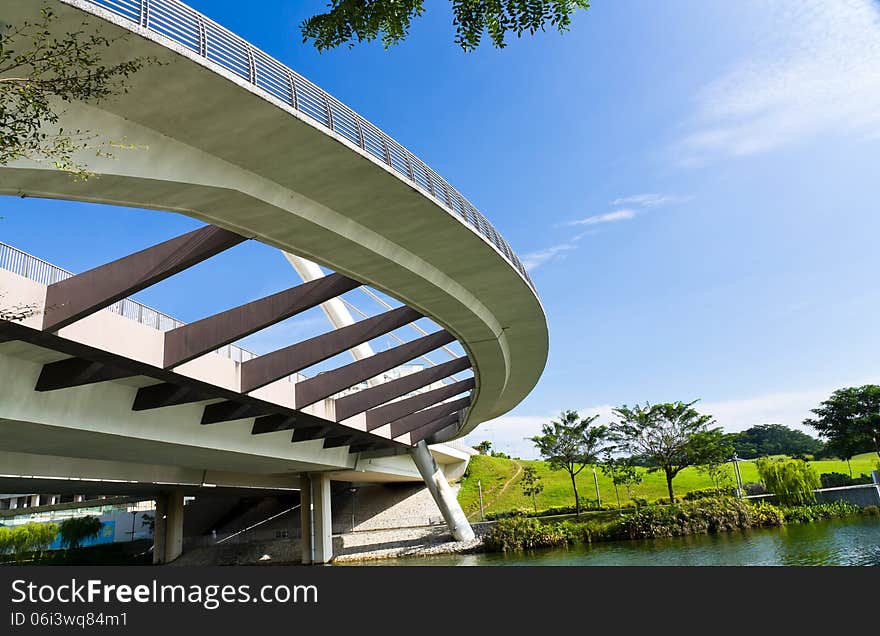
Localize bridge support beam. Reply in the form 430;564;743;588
153;489;184;564
409;441;474;542
299;474;332;565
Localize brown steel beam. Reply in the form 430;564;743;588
35;357;135;391
333;357;471;422
201;401;269;425
251;414;298;435
163;273;360;368
291;424;334;443
132;383;212;410
365;378;475;431
43;225;246;332
296;330;455;409
348;441;385;454
240;306;421;393
0;319;405;451
408;412;464;445
250;412;327;435
389;397;471;439
323;434;359;449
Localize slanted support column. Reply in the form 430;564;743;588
153;489;184;564
299;474;332;564
409;441;474;542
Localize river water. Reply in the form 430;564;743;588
366;517;880;566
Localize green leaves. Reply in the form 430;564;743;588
755;457;820;506
804;385;880;459
0;8;156;179
300;0;591;52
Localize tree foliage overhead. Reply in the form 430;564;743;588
0;8;154;179
530;409;608;515
727;424;823;460
610;401;731;504
301;0;591;52
804;385;880;459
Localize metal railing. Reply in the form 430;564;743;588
0;241;281;370
73;0;536;292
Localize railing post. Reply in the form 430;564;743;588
322;95;334;131
354;115;365;150
246;45;256;84
140;0;149;28
286;69;299;110
196;14;207;56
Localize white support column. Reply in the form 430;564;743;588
153;489;184;564
299;476;313;565
299;473;333;564
410;441;475;542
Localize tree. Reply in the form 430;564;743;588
519;465;544;513
473;440;493;455
756;457;820;506
821;435;865;478
600;451;642;513
805;385;880;460
1;8;155;180
301;0;591;52
59;515;102;550
610;401;731;504
696;457;733;490
727;424;823;459
530;410;608;516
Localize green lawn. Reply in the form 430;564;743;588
458;453;878;519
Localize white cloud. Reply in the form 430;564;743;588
565;209;636;227
520;242;579;271
679;0;880;161
612;194;693;208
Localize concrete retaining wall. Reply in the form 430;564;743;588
815;483;880;507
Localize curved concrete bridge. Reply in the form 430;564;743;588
0;0;548;563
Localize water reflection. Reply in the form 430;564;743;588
353;517;880;566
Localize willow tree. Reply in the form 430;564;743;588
756;458;820;506
302;0;591;51
1;7;154;179
610;401;730;504
530;410;607;516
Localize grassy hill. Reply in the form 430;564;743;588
457;452;878;520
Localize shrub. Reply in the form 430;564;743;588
756;458;820;506
747;501;786;527
742;482;767;496
819;472;853;489
484;517;584;551
781;500;861;523
611;498;781;540
683;487;737;501
863;505;879;517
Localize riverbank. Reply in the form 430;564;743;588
336;498;878;564
358;516;880;566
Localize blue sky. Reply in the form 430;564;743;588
3;0;880;458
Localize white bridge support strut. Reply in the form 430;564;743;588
410;441;475;542
299;473;333;565
153;489;184;564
